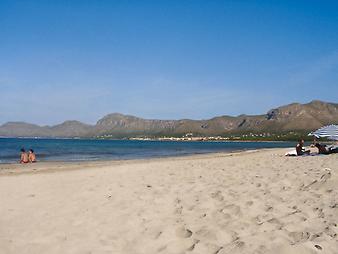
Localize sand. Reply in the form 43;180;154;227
0;149;337;254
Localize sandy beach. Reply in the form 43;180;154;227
0;149;337;254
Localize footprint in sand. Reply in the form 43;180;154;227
210;190;224;202
314;244;322;250
174;205;183;215
176;226;193;238
265;205;273;212
195;227;218;242
161;238;198;253
192;242;223;254
211;210;232;228
185;239;200;251
246;200;254;206
288;231;310;244
220;240;245;253
301;169;332;190
147;228;163;240
221;204;242;217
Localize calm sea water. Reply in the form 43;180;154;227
0;138;294;164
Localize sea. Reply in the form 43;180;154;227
0;138;295;164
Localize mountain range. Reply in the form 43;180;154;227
1;100;338;138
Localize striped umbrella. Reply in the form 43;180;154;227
309;125;338;140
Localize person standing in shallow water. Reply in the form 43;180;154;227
28;149;36;163
20;148;29;163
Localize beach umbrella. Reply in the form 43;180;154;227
309;125;338;140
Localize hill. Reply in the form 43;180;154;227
1;100;337;138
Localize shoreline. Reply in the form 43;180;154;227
0;140;296;165
0;148;290;176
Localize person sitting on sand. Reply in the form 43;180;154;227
20;148;29;163
314;142;338;154
28;149;36;163
327;145;338;154
314;143;329;154
296;139;310;156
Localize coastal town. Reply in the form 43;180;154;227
96;131;307;141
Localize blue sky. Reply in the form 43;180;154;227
1;1;338;125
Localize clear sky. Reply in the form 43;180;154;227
1;0;338;125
